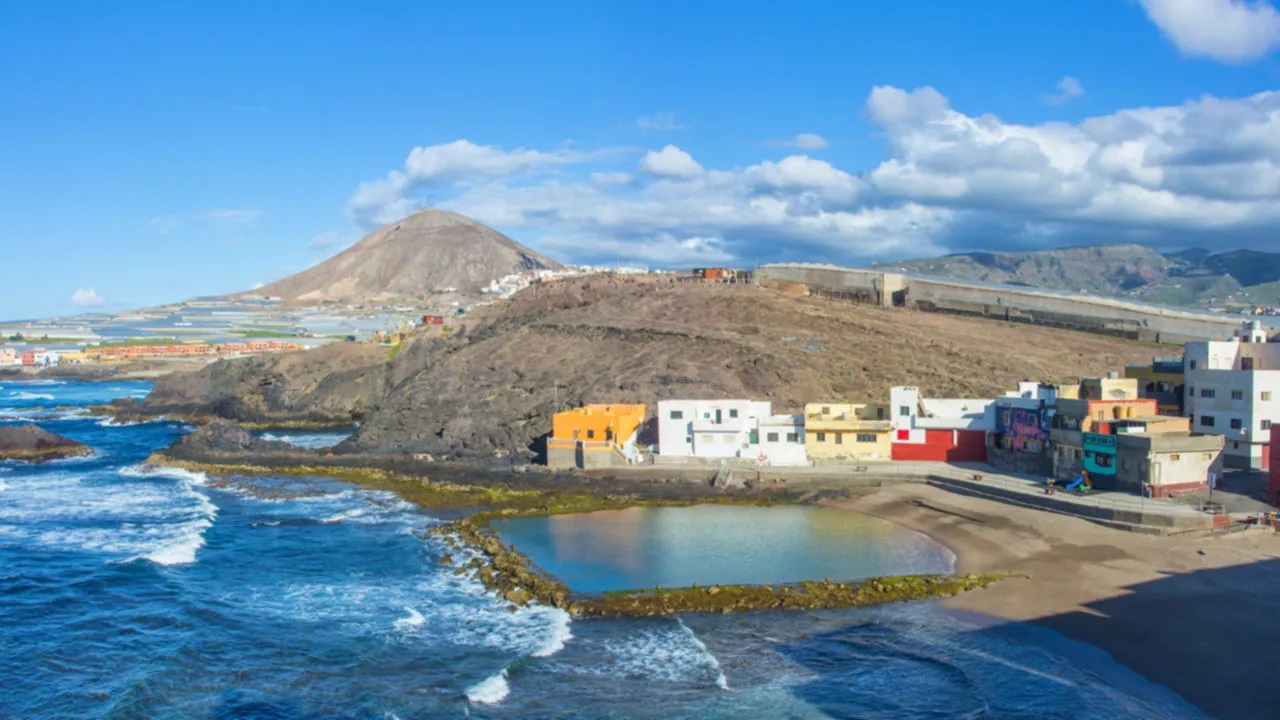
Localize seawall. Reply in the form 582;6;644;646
757;263;1246;343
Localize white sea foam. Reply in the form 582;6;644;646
678;618;729;690
394;607;426;631
593;622;731;688
8;391;54;401
531;608;573;658
97;416;165;428
466;669;510;705
0;463;217;566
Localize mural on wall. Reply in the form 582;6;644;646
996;405;1051;453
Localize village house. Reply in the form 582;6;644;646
547;404;646;469
756;414;807;466
889;386;992;462
1050;374;1159;484
1183;320;1279;470
1109;418;1225;498
657;399;772;460
988;381;1058;475
0;348;17;366
1124;355;1185;416
803;402;892;462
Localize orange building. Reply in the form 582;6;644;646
548;404;646;469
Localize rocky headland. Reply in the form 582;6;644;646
0;424;92;462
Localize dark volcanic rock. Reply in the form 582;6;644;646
164;420;295;460
0;424;92;462
133;341;387;425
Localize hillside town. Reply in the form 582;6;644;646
548;319;1280;505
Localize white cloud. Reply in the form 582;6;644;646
767;133;829;150
1045;76;1086;105
590;171;634;187
347;86;1280;269
636;113;686;132
70;288;105;308
1138;0;1280;63
309;231;340;250
149;209;265;234
639;145;704;178
346;140;593;227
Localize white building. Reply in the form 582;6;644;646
889;386;995;442
756;414;808;466
657;399;772;459
1184;320;1280;469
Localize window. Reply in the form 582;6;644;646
729;409;739;418
1232;390;1244;401
899;406;911;417
1200;388;1215;398
1189;360;1198;370
1169;454;1180;462
857;433;877;443
1264;392;1274;402
835;433;844;445
876;407;886;419
1203;453;1212;460
1234;442;1240;449
816;432;827;442
721;435;732;444
701;435;713;445
1242;358;1254;371
1201;415;1215;427
1121;459;1129;471
670;410;684;420
1230;419;1242;430
587;429;595;439
1263;420;1273;431
1075;448;1082;459
822;406;830;414
1094;454;1114;468
766;432;779;442
786;432;799;443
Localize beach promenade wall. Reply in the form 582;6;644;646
757;263;1244;343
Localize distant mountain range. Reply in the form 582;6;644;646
239;210;562;305
872;244;1280;309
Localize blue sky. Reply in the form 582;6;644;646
3;0;1280;319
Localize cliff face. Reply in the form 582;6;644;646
136;342;387;425
242;209;562;304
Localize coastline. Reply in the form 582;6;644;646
832;483;1280;720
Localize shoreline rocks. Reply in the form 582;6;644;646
0;424;92;462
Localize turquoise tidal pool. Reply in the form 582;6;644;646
490;504;956;593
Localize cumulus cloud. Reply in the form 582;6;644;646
70;288;105;308
1045;76;1086;105
308;231;340;250
346;140;592;227
1138;0;1280;63
767;133;829;150
635;112;686;132
346;86;1280;269
638;145;704;178
149;209;265;234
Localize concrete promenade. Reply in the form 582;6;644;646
627;458;1218;532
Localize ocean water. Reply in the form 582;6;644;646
254;429;354;449
0;380;1211;719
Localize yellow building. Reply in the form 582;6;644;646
1124;357;1185;416
547;404;647;469
803;402;893;462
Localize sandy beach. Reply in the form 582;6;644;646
833;484;1280;720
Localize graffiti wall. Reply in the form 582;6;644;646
995;404;1052;453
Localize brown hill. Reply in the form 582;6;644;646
132;275;1168;461
244;210;562;304
343;275;1162;457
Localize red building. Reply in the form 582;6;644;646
890;428;988;462
421;315;445;325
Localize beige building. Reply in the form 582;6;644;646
804;402;892;461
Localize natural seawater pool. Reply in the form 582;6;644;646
491;504;956;593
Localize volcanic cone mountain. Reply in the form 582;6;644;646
246;210;562;304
